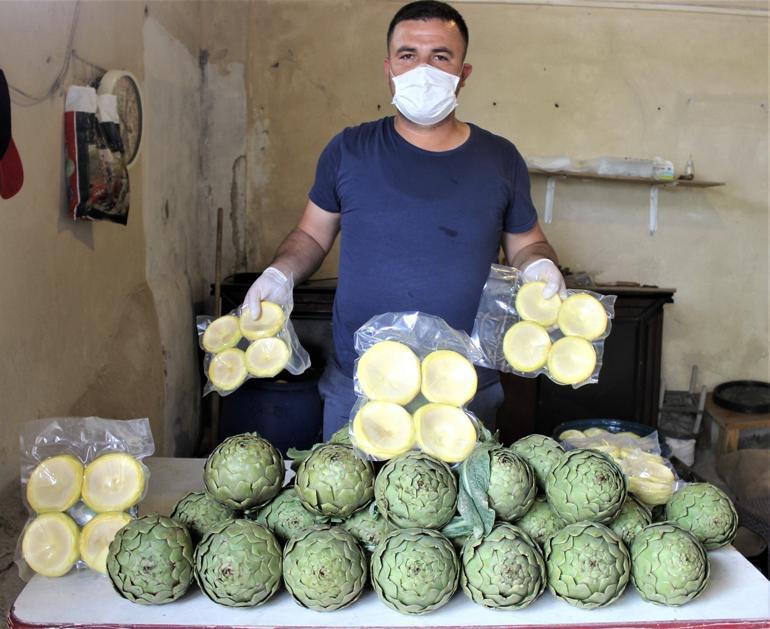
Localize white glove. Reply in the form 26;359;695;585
521;258;567;300
243;266;293;319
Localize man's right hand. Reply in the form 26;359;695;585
244;266;293;319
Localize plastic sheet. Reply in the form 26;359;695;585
16;416;155;580
471;264;616;388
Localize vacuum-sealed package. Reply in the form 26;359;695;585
16;416;154;580
472;264;616;388
197;293;311;396
556;427;684;506
349;311;483;464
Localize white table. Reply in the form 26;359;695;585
9;457;770;629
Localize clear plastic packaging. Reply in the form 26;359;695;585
557;428;684;506
471;264;616;388
349;311;483;463
557;427;661;455
573;156;674;180
197;298;311;397
16;416;155;580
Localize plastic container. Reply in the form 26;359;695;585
219;369;323;456
552;418;671;459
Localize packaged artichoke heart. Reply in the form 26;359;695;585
557;427;685;506
349;311;484;463
471;263;616;387
197;287;311;396
16;417;154;580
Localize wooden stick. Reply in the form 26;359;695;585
209;207;225;449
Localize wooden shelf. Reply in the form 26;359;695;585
528;168;725;188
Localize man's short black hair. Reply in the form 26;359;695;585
387;1;469;52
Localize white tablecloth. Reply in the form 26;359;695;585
10;457;770;628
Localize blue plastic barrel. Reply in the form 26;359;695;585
219;370;323;456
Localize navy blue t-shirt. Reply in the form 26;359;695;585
309;116;537;377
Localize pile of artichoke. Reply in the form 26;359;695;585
103;430;737;614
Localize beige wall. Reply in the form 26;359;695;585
243;0;769;389
0;1;204;609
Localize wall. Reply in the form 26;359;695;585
143;2;204;458
0;0;204;612
244;0;769;389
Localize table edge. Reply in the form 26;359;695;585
8;609;770;629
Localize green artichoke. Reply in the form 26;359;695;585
106;514;194;605
282;525;367;611
488;447;537;521
194;519;282;607
630;522;710;606
371;528;459;614
294;443;374;518
341;504;395;553
511;434;564;490
610;495;652;546
248;488;325;542
544;521;630;609
514;496;566;547
170;491;236;545
665;482;738;550
546;448;627;524
203;433;283;510
375;451;457;529
461;523;546;609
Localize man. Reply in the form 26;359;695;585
245;1;565;439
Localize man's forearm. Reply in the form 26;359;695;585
508;240;559;271
268;227;329;285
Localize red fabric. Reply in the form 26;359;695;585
0;136;23;199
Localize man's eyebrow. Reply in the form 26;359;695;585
394;45;455;57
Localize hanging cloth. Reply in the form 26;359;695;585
64;85;129;223
0;69;24;200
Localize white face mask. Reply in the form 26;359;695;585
391;64;460;126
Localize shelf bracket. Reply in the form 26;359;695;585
544;176;557;223
649;185;659;235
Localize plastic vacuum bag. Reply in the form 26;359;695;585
16;416;154;580
197;295;311;397
557;427;684;506
349;311;483;463
471;263;616;388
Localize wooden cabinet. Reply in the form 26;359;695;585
497;286;675;444
216;276;674;446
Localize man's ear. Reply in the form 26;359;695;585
459;63;473;89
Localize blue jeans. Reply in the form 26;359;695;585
318;358;504;441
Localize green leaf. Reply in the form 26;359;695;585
454;443;497;539
441;515;474;539
477;425;501;444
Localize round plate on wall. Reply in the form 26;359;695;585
97;69;143;167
